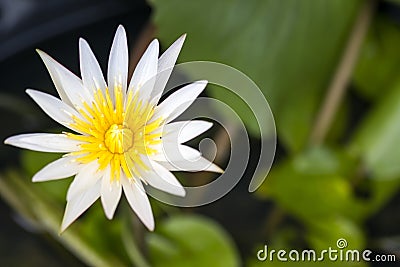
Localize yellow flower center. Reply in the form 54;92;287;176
104;124;133;154
66;85;163;182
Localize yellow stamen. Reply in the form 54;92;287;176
67;85;164;181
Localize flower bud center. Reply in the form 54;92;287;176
105;124;133;154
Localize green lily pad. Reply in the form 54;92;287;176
148;215;240;267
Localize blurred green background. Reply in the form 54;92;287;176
0;0;399;266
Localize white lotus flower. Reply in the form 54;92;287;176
4;25;222;231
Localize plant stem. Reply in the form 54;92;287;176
310;0;375;145
0;170;126;267
122;209;152;267
122;231;152;267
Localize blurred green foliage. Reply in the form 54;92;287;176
1;0;400;266
354;16;400;100
1;150;240;267
151;0;361;152
150;0;400;266
257;147;356;222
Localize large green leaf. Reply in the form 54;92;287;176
147;215;240;267
151;0;361;152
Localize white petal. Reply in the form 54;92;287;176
151;144;201;162
37;50;93;109
163;120;213;144
158;156;224;173
145;161;185;197
61;179;101;232
108;25;128;101
127;39;159;102
100;167;122;219
67;161;103;201
4;133;82;152
33;156;80;182
154;80;207;123
26;89;84;132
151;34;186;104
36;50;72;106
121;177;154;231
79;38;107;95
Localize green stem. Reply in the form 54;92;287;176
121;206;152;267
310;0;375;145
0;170;126;267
